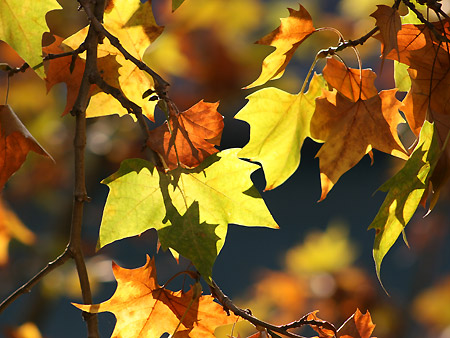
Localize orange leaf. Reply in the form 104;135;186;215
323;58;378;102
0;105;52;190
246;4;315;88
336;309;375;338
310;90;408;200
147;100;224;170
0;197;36;266
383;19;450;203
73;256;238;338
371;5;401;59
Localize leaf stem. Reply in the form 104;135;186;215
300;56;319;94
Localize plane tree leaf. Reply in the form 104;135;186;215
245;4;315;89
310;90;408;201
368;121;440;283
370;5;401;60
0;197;36;266
99;149;278;280
322;58;378;102
64;0;163;120
147;100;224;170
0;105;53;190
236;74;327;191
73;256;238;338
0;0;61;79
382;18;450;204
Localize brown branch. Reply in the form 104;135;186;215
402;0;450;43
0;250;71;314
210;280;315;338
78;0;170;99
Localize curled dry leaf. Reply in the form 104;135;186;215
147;100;224;170
245;4;315;88
73;256;238;338
0;105;53;190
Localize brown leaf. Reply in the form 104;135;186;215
245;4;315;88
371;5;401;59
383;19;450;204
0;197;36;266
336;309;375;338
311;90;408;200
73;256;238;338
0;105;53;190
323;58;378;102
147;100;224;170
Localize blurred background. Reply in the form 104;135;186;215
1;0;450;337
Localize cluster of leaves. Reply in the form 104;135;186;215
1;0;450;337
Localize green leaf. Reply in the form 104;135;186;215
368;121;440;285
394;60;411;92
99;149;278;281
172;0;185;11
401;1;427;24
0;0;61;79
235;73;327;190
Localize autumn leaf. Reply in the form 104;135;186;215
43;36;120;116
0;105;53;190
382;19;450;203
368;121;440;283
0;0;61;79
64;0;163;120
4;322;43;338
246;4;315;89
236;73;327;190
74;256;238;338
99;149;278;280
370;5;401;60
0;197;36;266
336;309;375;338
322;58;378;102
310;90;408;201
147;100;224;170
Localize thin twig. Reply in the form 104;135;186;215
0;250;71;314
210;280;316;338
402;0;450;42
78;0;170;99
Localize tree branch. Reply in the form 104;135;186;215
210;280;338;338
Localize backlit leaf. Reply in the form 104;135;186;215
0;105;53;190
322;58;378;102
147;100;223;170
74;256;238;338
245;4;315;89
369;122;440;283
99;149;278;280
64;0;163;120
370;5;401;60
0;0;61;78
236;74;327;190
310;90;408;200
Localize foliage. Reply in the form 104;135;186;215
1;0;450;337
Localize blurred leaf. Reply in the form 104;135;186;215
0;197;36;266
5;322;43;338
0;0;61;78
